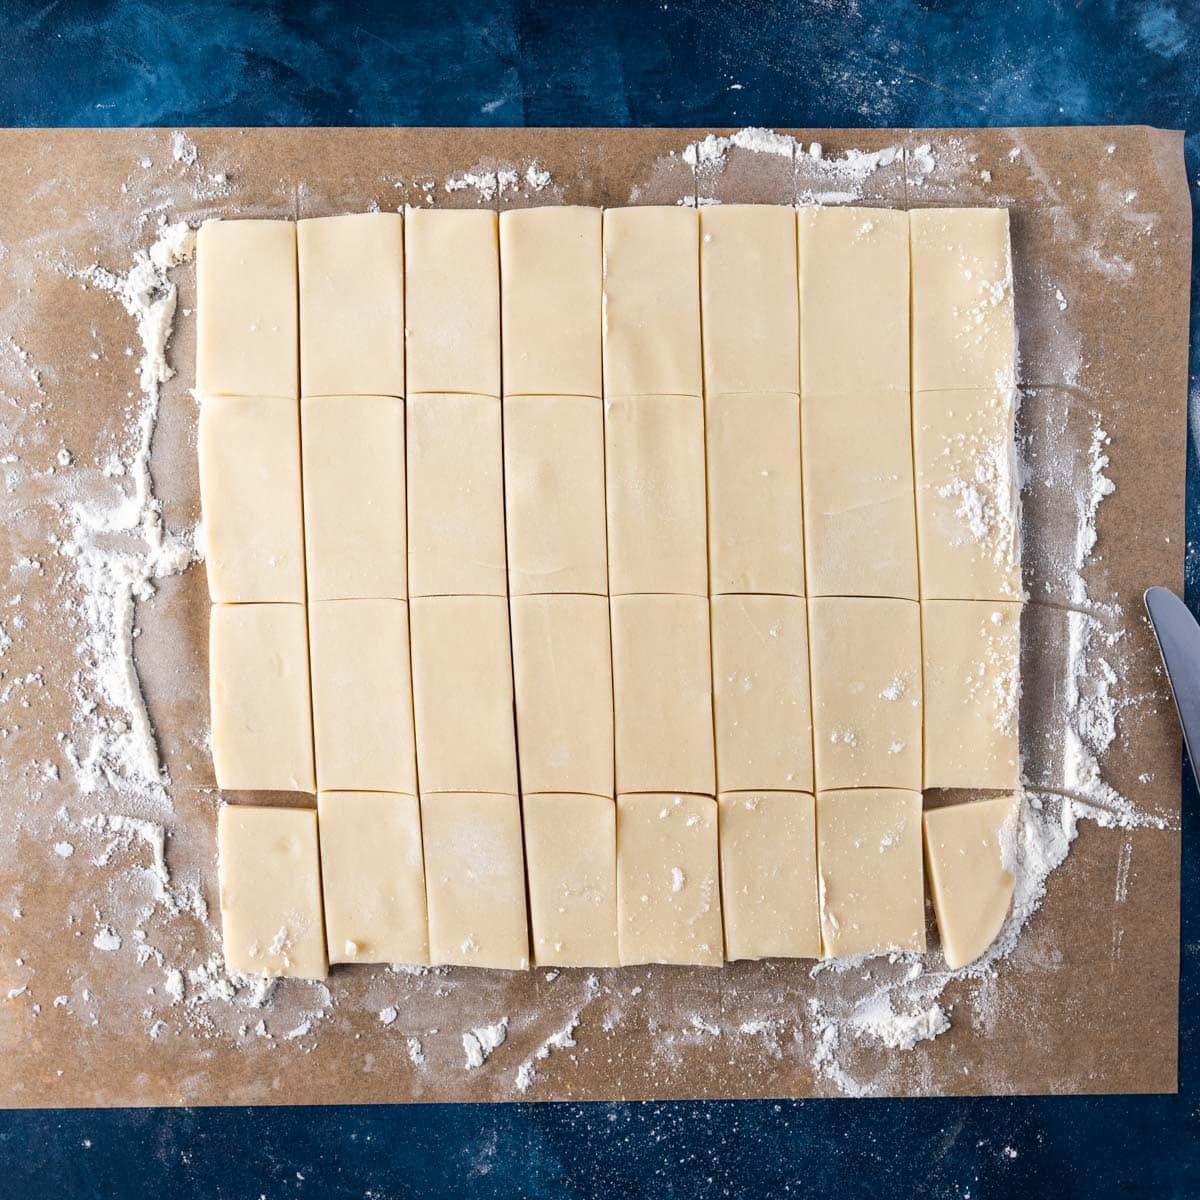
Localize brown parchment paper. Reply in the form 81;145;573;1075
0;126;1189;1106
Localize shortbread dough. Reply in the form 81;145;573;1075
406;393;507;597
500;206;602;398
198;395;305;604
298;212;405;397
719;791;820;960
910;207;1015;392
301;395;406;601
503;394;608;595
924;795;1018;969
604;394;708;597
308;600;417;794
523;793;618;967
317;791;428;966
817;789;925;958
510;594;614;798
409;596;517;794
808;597;922;791
700;205;800;395
404;207;500;397
706;392;805;596
421;792;529;969
611;595;715;796
617;793;721;966
922;600;1021;789
602;207;702;398
196;219;299;399
218;804;326;978
710;595;813;793
209;603;314;793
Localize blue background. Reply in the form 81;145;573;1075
1;1;1198;1195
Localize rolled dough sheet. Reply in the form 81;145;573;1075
297;212;405;398
421;792;530;970
499;206;602;398
523;793;618;967
308;599;417;795
404;207;500;397
198;394;305;604
218;804;327;980
300;395;407;601
209;603;314;793
196;218;298;399
923;795;1018;970
817;788;925;958
317;791;429;967
616;793;721;967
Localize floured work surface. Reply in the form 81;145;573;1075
0;126;1188;1104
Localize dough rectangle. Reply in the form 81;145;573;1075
409;596;518;794
196;219;299;399
611;594;715;796
503;394;608;596
301;395;406;601
602;207;702;398
404;208;500;397
298;212;405;398
616;793;721;966
524;793;618;967
308;599;417;795
421;792;529;969
718;791;820;960
198;395;305;604
218;804;326;979
500;206;602;398
209;603;314;793
511;594;614;798
317;791;428;966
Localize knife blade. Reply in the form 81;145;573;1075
1144;586;1200;786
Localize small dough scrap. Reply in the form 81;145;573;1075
611;595;714;796
199;395;305;603
616;794;721;966
808;597;922;791
524;793;618;967
218;804;326;979
798;207;909;396
410;596;517;794
914;387;1021;601
711;595;813;793
196;219;298;399
700;205;799;395
817;788;925;958
511;595;613;798
707;392;805;595
298;213;404;397
719;791;820;960
500;206;602;398
301;395;406;601
308;600;417;794
602;207;702;398
209;604;314;793
404;208;500;397
922;600;1021;789
504;395;607;595
318;791;428;966
802;390;918;599
421;792;529;969
605;394;708;597
910;208;1015;392
406;393;506;597
924;795;1018;969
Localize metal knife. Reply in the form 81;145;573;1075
1145;586;1200;786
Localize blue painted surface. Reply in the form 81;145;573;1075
0;0;1198;1195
